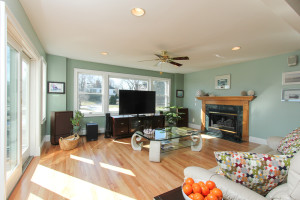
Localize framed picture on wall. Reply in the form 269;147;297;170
282;71;300;85
48;82;65;94
282;89;300;102
215;74;230;89
176;90;184;98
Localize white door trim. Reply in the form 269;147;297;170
0;2;7;199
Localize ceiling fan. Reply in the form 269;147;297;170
139;50;189;67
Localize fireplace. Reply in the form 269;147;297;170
197;96;255;141
205;104;243;142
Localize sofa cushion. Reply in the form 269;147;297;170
277;127;300;155
288;151;300;199
214;151;294;196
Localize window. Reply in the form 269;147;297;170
74;69;104;116
109;77;148;113
74;69;171;116
152;79;170;110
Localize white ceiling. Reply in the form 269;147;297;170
19;0;300;74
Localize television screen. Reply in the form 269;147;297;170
119;90;156;115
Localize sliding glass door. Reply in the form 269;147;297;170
6;43;22;195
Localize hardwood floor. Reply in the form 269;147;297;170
9;134;259;200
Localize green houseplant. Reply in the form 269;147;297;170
70;110;84;134
161;106;184;127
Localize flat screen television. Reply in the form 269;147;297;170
119;90;156;115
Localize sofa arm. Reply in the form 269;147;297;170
267;136;283;151
184;167;267;200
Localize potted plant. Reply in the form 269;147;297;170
70;110;84;134
161;106;184;127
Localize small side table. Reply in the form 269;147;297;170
153;187;184;200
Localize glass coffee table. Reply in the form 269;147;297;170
131;127;202;162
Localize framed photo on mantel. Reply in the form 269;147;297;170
215;74;230;89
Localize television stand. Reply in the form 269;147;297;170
111;114;165;138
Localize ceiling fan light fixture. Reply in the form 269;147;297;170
131;8;145;17
232;46;241;51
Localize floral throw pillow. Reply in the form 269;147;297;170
214;151;293;196
277;127;300;155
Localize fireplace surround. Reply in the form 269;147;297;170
197;96;256;141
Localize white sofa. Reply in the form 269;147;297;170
184;137;300;200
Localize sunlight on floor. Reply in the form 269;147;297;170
31;164;136;200
112;140;131;145
201;134;217;139
27;193;43;200
99;162;136;177
70;154;94;165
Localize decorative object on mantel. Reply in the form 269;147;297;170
196;90;206;97
215;74;230;89
209;93;216;97
247;90;255;96
240;90;247;96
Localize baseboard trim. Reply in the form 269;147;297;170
41;135;50;152
249;136;267;145
188;123;201;130
80;128;105;135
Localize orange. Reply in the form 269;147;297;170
211;188;223;199
186;178;195;185
198;181;205;187
183;184;193;196
188;193;195;199
193;193;204;200
206;194;218;200
201;185;210;196
192;183;202;194
206;181;216;190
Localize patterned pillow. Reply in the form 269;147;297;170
277;127;300;155
214;151;294;196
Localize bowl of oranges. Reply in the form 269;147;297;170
182;177;223;200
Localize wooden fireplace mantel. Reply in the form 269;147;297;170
197;96;256;141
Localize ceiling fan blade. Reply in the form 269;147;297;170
155;54;163;58
168;61;182;67
171;56;189;60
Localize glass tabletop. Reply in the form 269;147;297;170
134;127;200;141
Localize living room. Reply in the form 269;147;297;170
1;0;300;200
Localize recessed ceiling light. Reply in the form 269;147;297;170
232;46;241;51
100;52;108;55
131;8;145;17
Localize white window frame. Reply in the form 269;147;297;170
74;68;107;117
151;77;171;110
74;68;171;117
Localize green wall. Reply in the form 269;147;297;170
184;50;300;139
46;55;67;134
46;54;184;134
3;0;46;58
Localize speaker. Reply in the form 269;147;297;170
86;123;98;141
288;55;298;67
105;113;112;138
